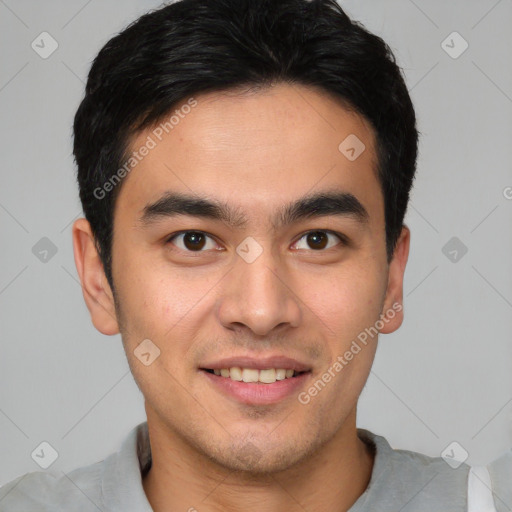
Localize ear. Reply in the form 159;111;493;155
72;218;120;335
379;225;410;334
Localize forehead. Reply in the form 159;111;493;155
114;83;383;229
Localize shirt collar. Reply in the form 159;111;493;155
100;421;153;511
98;422;388;511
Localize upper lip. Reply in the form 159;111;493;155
200;355;311;372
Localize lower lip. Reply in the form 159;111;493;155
200;370;311;405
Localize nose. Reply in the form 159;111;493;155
216;245;302;336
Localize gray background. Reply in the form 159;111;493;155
1;0;511;486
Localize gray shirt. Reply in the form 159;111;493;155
487;449;512;512
0;421;470;511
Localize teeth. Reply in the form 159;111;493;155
275;369;286;380
242;368;259;383
229;367;243;381
259;369;276;383
211;367;301;384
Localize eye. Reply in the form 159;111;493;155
293;230;346;251
166;231;220;252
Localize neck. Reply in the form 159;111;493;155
142;408;375;512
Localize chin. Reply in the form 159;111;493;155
203;434;320;475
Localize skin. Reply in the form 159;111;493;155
72;83;410;512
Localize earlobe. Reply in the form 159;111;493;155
379;225;410;335
72;218;120;335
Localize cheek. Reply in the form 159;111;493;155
114;250;216;347
302;262;385;341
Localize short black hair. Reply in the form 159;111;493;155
73;0;418;291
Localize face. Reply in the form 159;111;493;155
74;83;409;473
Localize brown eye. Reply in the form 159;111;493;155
167;231;218;252
307;231;328;250
183;232;206;250
293;230;345;251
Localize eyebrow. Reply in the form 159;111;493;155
138;190;369;230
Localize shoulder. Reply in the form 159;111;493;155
354;429;470;512
0;460;104;512
0;422;150;512
486;449;512;512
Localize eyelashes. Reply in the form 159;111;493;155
166;231;220;252
293;230;347;251
165;229;348;253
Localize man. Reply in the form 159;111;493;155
0;0;474;510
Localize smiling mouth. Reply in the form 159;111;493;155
201;368;310;384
